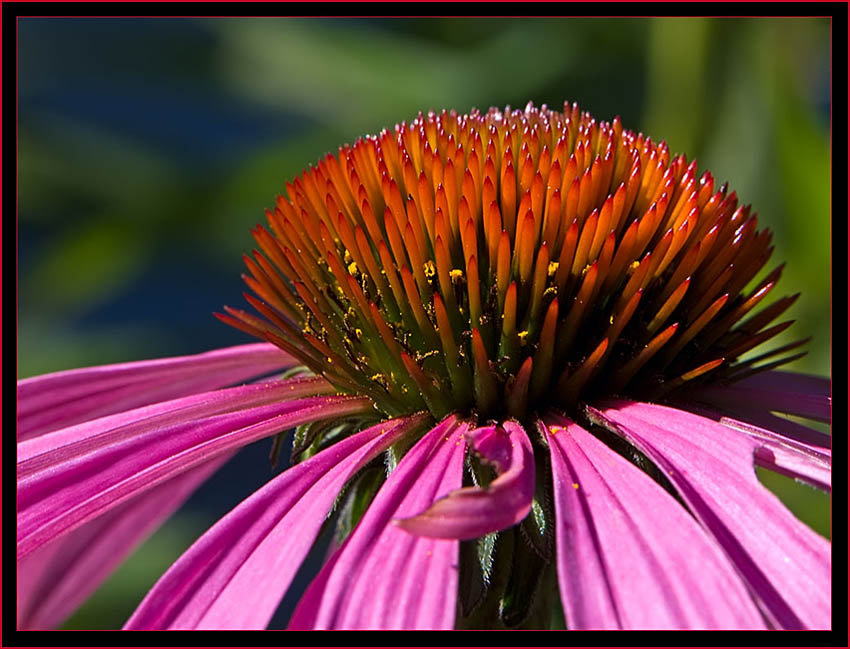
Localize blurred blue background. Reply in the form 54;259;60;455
17;17;832;629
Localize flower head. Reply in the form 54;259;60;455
220;102;797;422
17;102;831;631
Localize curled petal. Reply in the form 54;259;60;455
465;424;513;472
395;420;534;539
125;415;427;630
289;416;467;630
17;378;368;560
591;400;831;630
17;343;296;440
545;414;765;629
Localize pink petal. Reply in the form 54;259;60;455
17;343;296;440
688;370;831;423
591;400;831;629
18;376;330;467
544;414;765;630
289;416;468;630
702;402;830;449
395;420;534;539
17;455;228;629
18;378;369;560
125;415;428;630
752;443;831;493
682;404;831;492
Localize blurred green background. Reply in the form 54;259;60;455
17;17;832;629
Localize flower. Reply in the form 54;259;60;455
17;101;831;630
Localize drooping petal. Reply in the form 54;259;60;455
289;416;468;630
727;417;830;491
18;378;370;560
18;376;331;467
698;402;831;449
17;455;229;630
544;414;766;630
17;343;296;440
591;400;831;630
688;370;831;423
682;403;831;492
396;420;534;539
752;441;831;493
125;414;428;630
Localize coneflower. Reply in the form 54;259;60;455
17;101;831;630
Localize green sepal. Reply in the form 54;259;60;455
455;529;515;629
521;559;561;630
290;419;340;464
294;421;353;464
548;586;567;630
268;430;288;469
291;412;381;464
278;365;314;380
457;532;498;618
499;527;550;628
383;432;418;477
467;451;496;489
517;449;555;563
332;464;386;546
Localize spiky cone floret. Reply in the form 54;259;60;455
217;101;804;424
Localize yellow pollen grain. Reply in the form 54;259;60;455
547;261;559;276
348;262;359;275
343;250;353;264
423;260;436;278
629;260;641;272
354;328;363;339
573;482;580;490
517;330;529;345
450;268;464;282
